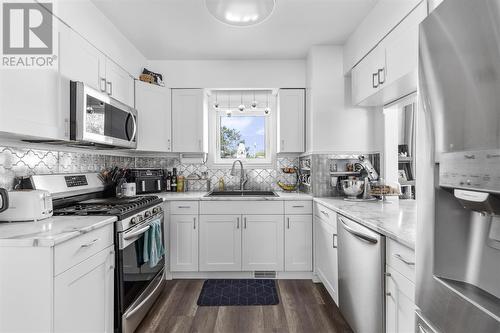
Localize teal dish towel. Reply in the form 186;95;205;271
143;218;165;268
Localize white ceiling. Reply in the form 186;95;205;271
92;0;376;60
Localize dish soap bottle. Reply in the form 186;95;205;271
218;177;225;191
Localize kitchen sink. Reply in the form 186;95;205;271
206;190;278;197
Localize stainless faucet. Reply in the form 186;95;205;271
230;160;247;190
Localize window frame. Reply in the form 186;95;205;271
208;108;276;169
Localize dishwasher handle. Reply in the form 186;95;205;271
339;217;378;244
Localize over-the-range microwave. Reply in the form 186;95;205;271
70;81;137;149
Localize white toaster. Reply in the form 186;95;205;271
0;190;53;222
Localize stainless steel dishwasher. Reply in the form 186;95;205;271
337;214;385;333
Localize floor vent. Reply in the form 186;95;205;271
254;271;277;279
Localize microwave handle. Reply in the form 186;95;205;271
130;112;137;142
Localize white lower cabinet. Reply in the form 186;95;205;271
0;223;114;333
314;212;339;304
54;246;114;333
385;239;416;333
170;214;199;271
242;215;284;271
385;266;416;333
285;215;313;271
199;215;242;271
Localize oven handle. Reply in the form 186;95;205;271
124;225;150;240
125;271;164;319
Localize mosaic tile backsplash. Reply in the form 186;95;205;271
0;146;298;191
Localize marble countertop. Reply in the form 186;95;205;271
155;191;313;201
0;215;117;247
314;197;417;249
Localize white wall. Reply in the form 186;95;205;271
306;45;383;154
146;60;306;88
51;0;146;76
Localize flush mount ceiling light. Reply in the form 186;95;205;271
205;0;276;27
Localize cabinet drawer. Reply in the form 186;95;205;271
285;201;312;215
386;239;415;283
55;224;113;276
170;201;199;215
313;202;337;229
200;201;283;215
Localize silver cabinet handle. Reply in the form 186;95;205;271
333;234;337;248
292;205;304;208
237;217;240;229
193;217;196;229
81;238;99;248
177;206;191;209
281;139;285;151
106;81;112;95
378;68;386;84
157;179;161;190
141;180;146;192
244;217;247;229
372;72;379;88
100;77;106;92
124;226;150;240
393;253;415;266
320;210;329;217
287;217;290;229
339;218;378;244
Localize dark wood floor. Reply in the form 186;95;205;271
136;280;352;333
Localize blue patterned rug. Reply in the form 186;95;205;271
197;279;280;306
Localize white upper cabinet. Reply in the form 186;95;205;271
351;46;386;106
135;81;172;152
278;89;305;153
0;13;67;141
59;24;105;92
59;25;134;107
104;59;135;107
199;215;242;271
171;89;206;153
343;0;423;74
351;1;427;106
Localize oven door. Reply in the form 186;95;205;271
70;81;137;149
117;212;165;314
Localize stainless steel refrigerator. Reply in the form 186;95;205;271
417;0;500;332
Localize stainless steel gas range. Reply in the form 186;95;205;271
29;173;165;333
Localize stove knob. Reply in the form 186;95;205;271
152;207;162;214
131;217;138;225
144;211;152;218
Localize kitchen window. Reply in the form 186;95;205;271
208;90;276;167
